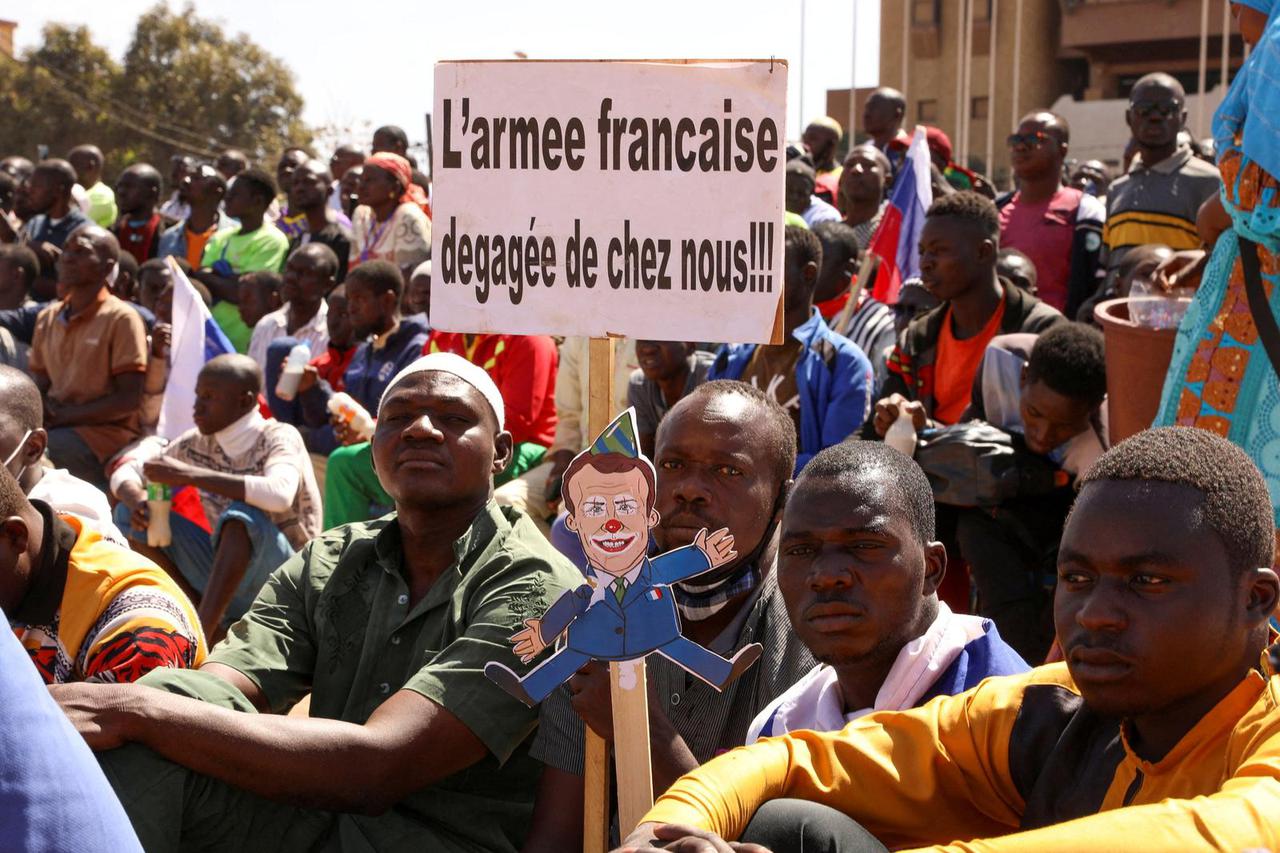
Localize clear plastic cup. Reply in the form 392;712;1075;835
1128;275;1193;330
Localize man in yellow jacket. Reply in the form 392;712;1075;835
618;426;1280;852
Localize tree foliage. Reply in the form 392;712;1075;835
0;3;310;180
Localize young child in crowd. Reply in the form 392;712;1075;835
237;271;283;338
109;355;321;640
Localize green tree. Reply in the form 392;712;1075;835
0;4;310;181
0;25;121;163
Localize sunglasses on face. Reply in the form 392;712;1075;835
1007;131;1054;149
1129;101;1181;119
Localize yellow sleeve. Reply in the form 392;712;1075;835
906;730;1280;853
644;672;1032;847
79;583;206;683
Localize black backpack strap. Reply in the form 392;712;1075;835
1239;236;1280;374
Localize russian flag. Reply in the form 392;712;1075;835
866;126;933;305
157;256;234;440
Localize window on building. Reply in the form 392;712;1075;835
972;0;992;22
971;96;989;120
918;99;939;123
912;0;940;26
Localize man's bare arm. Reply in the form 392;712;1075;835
52;682;487;814
50;372;145;427
192;269;241;303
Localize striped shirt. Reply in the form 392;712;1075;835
1102;145;1220;291
850;202;886;252
836;294;896;389
529;566;816;774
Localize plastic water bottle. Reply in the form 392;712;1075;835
327;392;376;441
146;482;172;548
275;343;312;401
884;409;917;457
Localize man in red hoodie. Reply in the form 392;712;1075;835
426;332;558;484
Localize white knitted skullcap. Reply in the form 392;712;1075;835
379;352;504;428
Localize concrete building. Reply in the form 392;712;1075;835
826;0;1243;189
0;20;15;59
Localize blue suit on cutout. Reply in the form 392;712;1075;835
515;544;734;703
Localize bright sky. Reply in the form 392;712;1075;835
10;0;880;157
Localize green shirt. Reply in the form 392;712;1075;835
209;502;582;852
202;222;289;352
201;221;289;275
84;181;118;228
210;300;252;353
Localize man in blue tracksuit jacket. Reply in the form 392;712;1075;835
708;226;874;472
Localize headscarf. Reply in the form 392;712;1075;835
379;352;505;428
364;152;428;207
1213;0;1280;176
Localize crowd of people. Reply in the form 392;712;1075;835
4;3;1280;851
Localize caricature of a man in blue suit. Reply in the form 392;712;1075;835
485;409;762;708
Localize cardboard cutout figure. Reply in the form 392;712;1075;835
485;408;763;707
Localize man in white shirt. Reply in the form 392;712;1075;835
0;366;125;544
109;355;321;639
748;441;1027;741
248;243;335;369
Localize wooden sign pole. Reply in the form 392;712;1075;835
582;336;655;851
608;658;654;835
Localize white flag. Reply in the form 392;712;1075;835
156;257;234;439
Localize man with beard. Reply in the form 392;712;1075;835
521;381;817;851
52;353;582;853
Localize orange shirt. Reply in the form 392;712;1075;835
643;660;1280;851
185;223;219;270
932;299;1006;425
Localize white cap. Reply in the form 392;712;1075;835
378;352;504;429
412;259;432;279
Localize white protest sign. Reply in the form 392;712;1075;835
431;59;787;344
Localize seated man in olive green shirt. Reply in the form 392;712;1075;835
50;352;583;853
